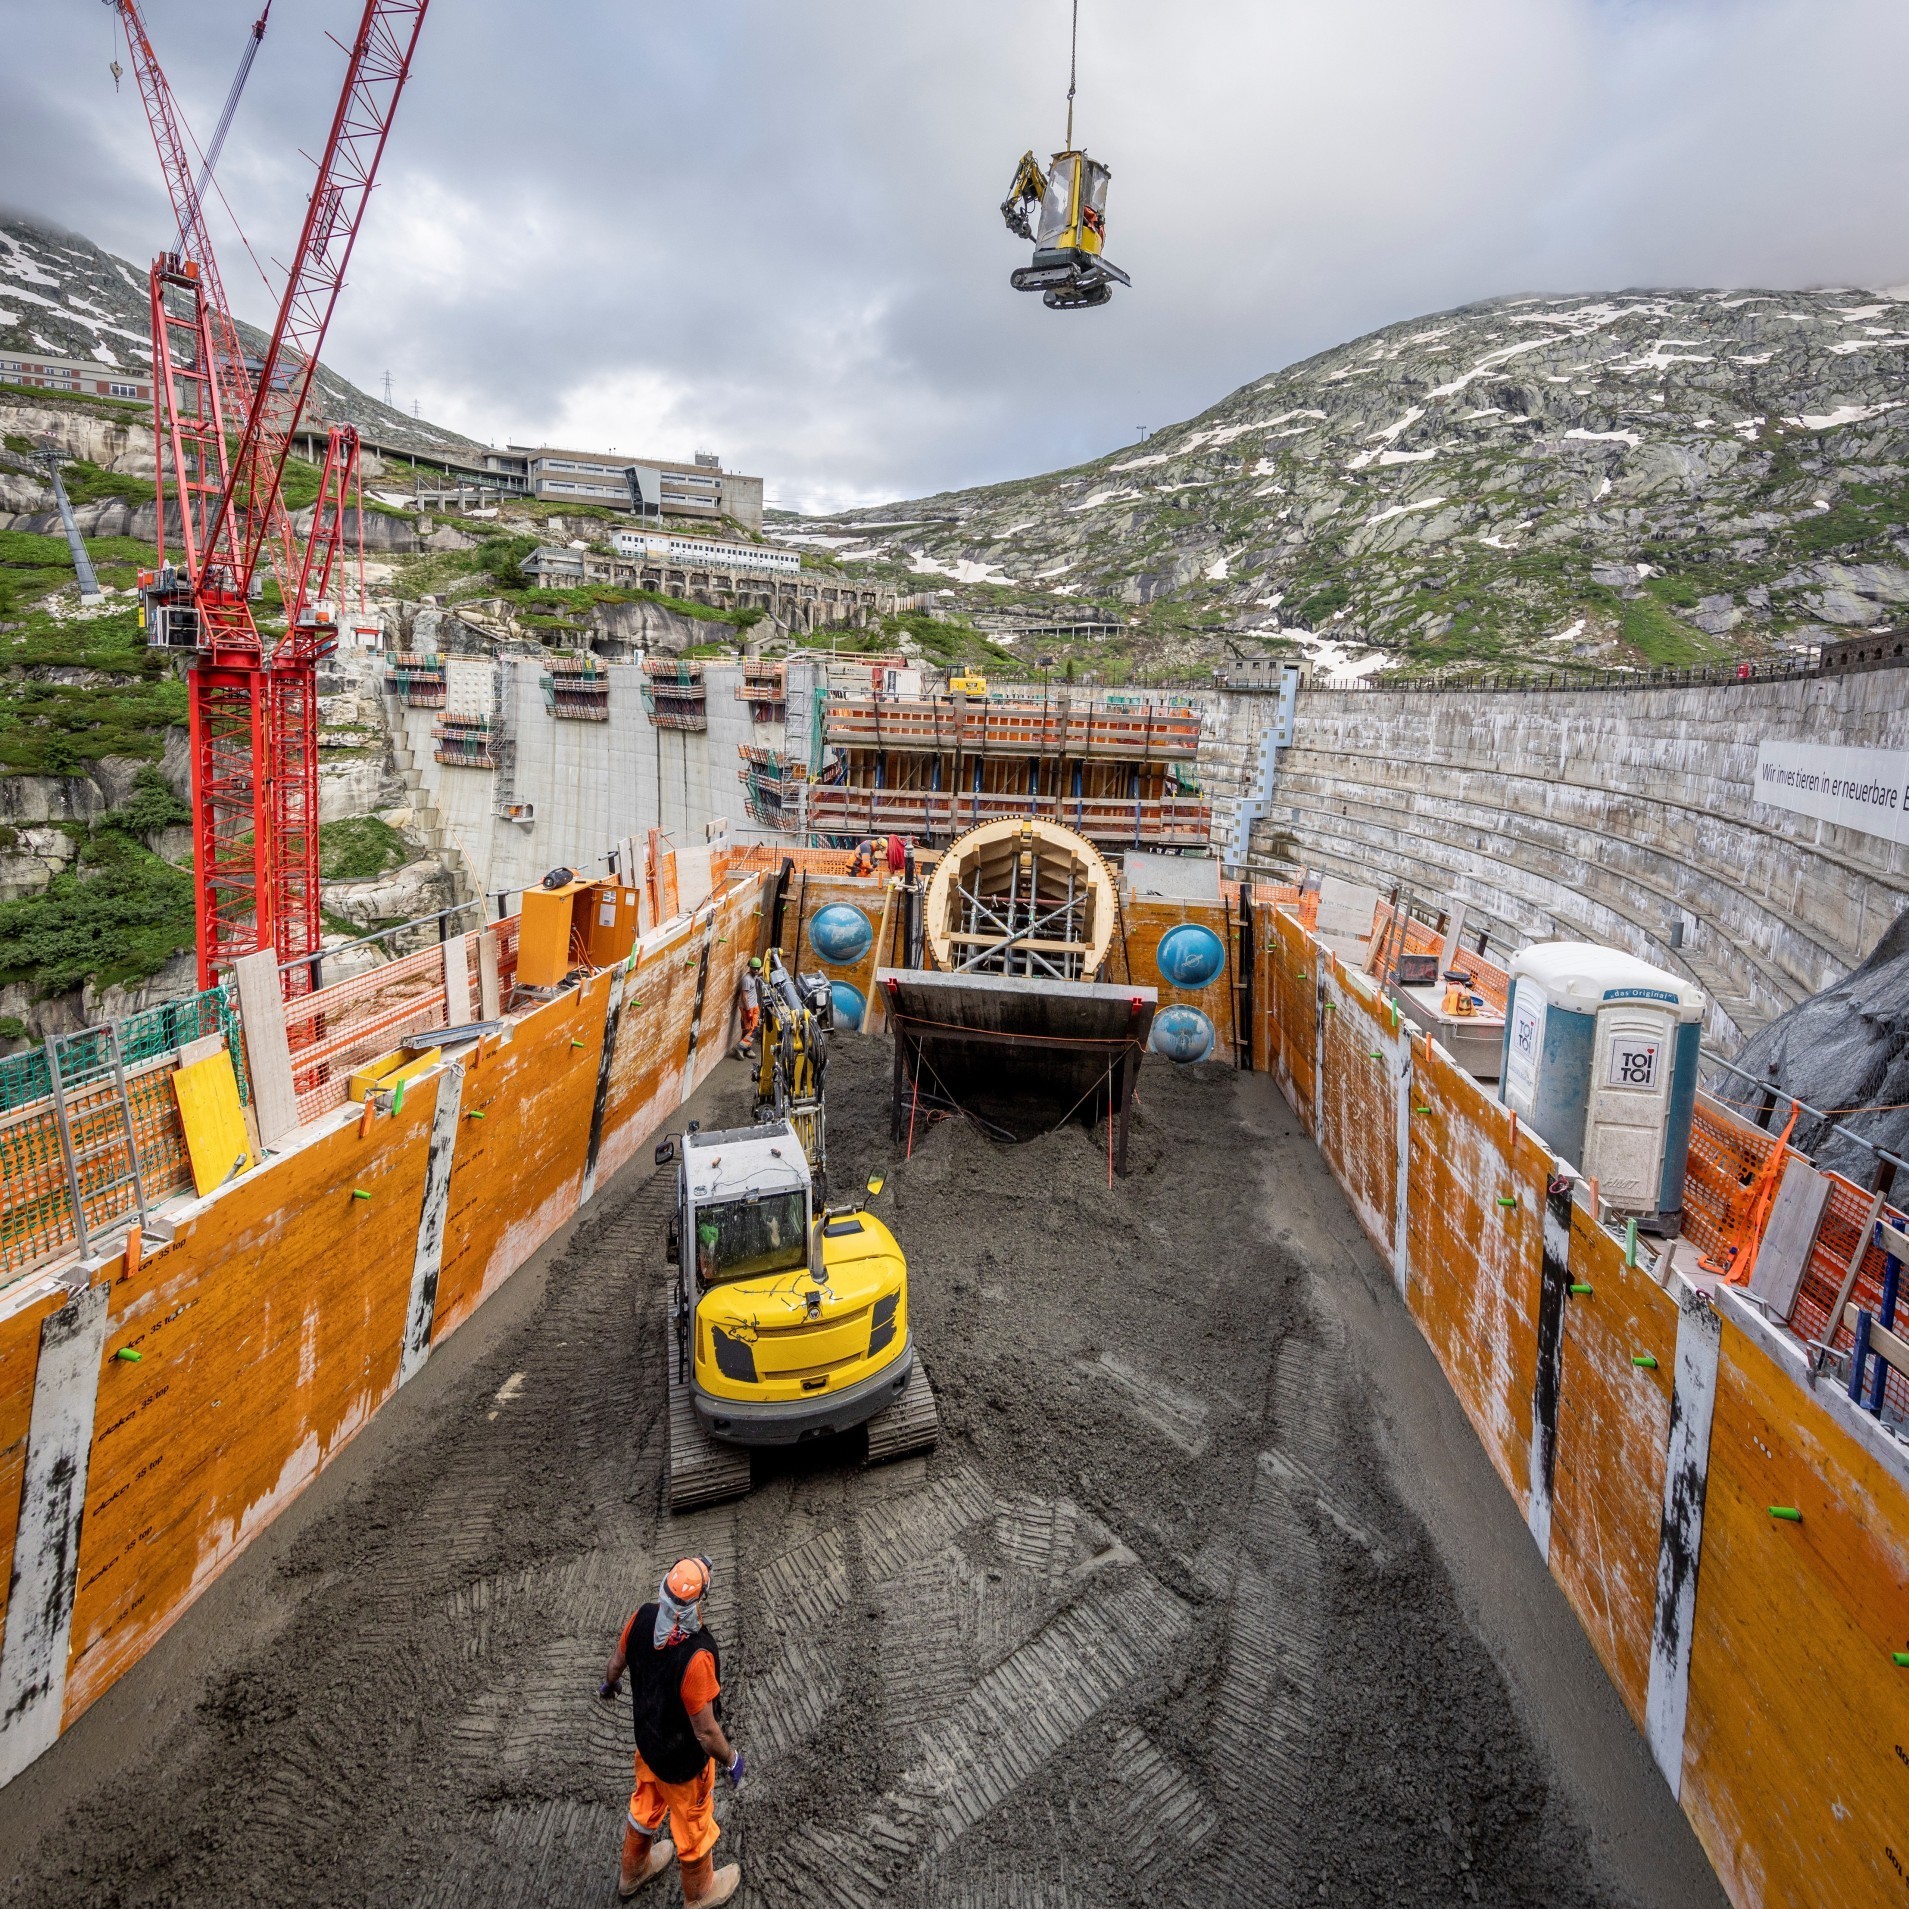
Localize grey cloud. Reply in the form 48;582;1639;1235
4;0;1906;511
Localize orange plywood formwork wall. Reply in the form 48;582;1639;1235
1111;896;1237;1069
0;873;764;1788
1253;901;1909;1909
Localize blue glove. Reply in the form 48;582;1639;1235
724;1750;745;1790
597;1678;621;1701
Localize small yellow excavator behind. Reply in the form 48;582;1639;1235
1001;1;1130;310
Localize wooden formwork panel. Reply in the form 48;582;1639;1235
1546;1211;1678;1731
1116;897;1236;1061
63;1075;442;1722
1268;908;1316;1125
1252;915;1276;1077
0;1285;63;1654
1679;1328;1909;1909
1405;1040;1542;1510
592;895;752;1195
781;873;894;1017
1316;963;1398;1259
430;983;608;1339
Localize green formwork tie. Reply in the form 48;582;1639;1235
1893;1651;1909;1667
1496;1194;1518;1210
352;1188;372;1201
1632;1353;1658;1369
1769;1506;1802;1523
1368;1050;1383;1062
114;1346;142;1363
1570;1282;1593;1296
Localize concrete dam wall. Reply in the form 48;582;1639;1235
1253;669;1909;1048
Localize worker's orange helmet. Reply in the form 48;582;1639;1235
665;1556;712;1603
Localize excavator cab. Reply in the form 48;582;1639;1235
1002;148;1131;310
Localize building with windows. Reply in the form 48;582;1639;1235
0;353;151;402
470;445;763;529
610;529;798;576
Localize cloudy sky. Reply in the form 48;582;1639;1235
5;1;1908;512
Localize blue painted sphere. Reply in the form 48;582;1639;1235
809;903;874;965
1155;923;1227;990
829;981;866;1032
1150;1005;1216;1064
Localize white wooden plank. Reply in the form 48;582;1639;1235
0;1284;111;1787
232;949;297;1147
1644;1290;1722;1800
1748;1156;1831;1321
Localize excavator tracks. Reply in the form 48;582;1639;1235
864;1357;940;1466
663;1335;753;1514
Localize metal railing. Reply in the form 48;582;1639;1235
1324;655;1831;697
0;987;244;1285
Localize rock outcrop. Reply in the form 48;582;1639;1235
802;288;1909;674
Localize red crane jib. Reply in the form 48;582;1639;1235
117;1;430;990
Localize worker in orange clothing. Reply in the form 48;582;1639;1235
738;956;763;1054
599;1556;744;1905
851;839;876;876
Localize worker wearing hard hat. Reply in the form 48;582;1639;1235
599;1556;744;1905
738;956;763;1054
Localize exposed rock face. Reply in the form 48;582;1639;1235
805;288;1909;673
321;856;454;932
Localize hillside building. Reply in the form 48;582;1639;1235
0;352;152;402
523;543;894;632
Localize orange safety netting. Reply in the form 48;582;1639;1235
1365;902;1510;1015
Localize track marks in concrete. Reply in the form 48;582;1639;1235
1101;1722;1220;1885
856;1464;993;1584
761;1564;1194;1904
1081;1350;1213;1457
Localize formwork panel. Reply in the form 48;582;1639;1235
1317;963;1398;1258
781;873;896;1026
1118;897;1236;1064
0;1284;64;1653
593;891;754;1193
1680;1326;1909;1909
1405;1040;1541;1509
430;980;610;1340
62;1078;440;1721
1546;1211;1677;1730
1269;908;1317;1126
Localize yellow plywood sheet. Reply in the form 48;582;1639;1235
172;1050;255;1196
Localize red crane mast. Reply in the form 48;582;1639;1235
116;0;430;989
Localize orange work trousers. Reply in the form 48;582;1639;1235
629;1752;720;1864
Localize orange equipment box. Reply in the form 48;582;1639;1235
517;878;642;988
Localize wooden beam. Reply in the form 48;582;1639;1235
1844;1303;1909;1378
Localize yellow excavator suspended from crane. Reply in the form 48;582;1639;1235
1001;0;1129;310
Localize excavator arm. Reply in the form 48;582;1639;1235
1000;148;1047;240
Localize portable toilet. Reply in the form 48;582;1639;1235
1500;943;1705;1229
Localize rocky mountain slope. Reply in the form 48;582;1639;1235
798;288;1909;680
0;213;478;462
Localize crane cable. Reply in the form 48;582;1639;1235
1064;0;1079;149
179;4;272;255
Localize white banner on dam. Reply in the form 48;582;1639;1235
1753;740;1909;845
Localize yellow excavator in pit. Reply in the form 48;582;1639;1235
652;953;938;1511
